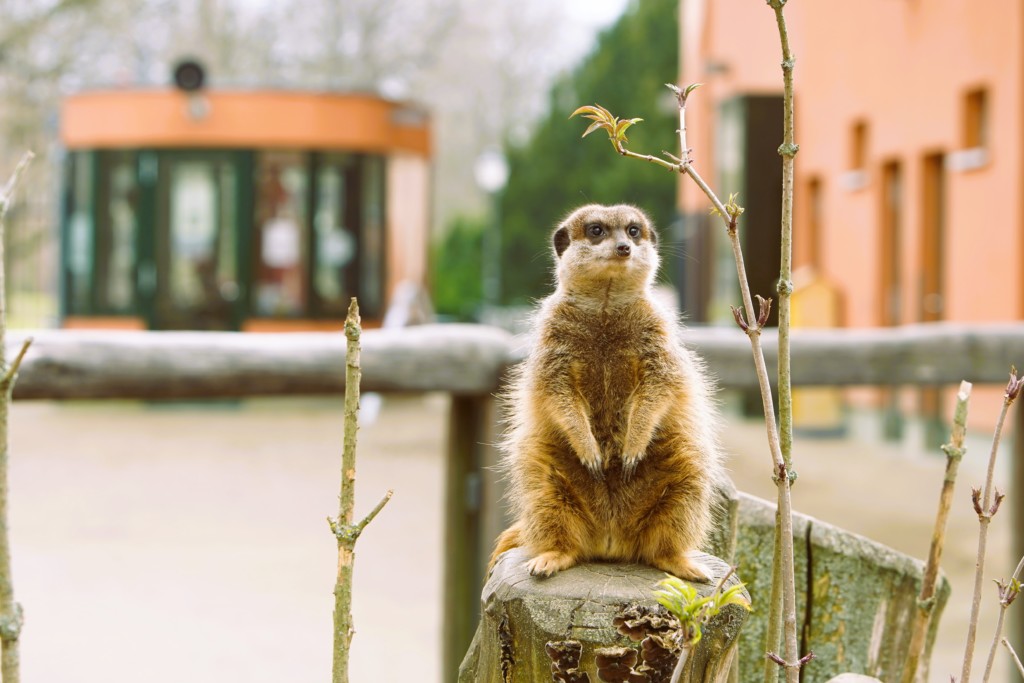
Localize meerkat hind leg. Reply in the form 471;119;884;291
652;552;713;583
526;550;579;577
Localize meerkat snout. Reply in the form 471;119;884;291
615;242;631;257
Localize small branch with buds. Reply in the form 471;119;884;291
330;299;393;683
0;151;33;683
901;382;972;683
730;295;773;335
765;651;816;668
1003;638;1024;679
980;555;1024;682
961;367;1024;683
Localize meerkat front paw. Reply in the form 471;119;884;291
654;554;714;583
577;447;605;479
526;550;578;577
621;452;645;480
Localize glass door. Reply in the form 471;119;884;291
152;153;243;330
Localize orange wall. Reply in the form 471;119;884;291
62;90;430;157
680;0;1023;327
795;0;1023;326
385;154;431;300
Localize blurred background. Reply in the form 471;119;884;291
0;0;1018;680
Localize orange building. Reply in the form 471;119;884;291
60;87;431;331
677;0;1021;433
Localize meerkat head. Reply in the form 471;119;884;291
551;204;660;295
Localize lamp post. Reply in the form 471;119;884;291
474;149;509;311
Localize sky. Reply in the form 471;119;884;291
562;0;632;61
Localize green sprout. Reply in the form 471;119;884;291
708;192;745;223
570;104;644;152
654;574;750;649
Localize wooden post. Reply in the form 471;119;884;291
444;394;496;682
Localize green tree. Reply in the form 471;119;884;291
498;0;679;304
431;215;486;321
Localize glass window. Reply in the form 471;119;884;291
963;87;988;149
309;153;387;320
96;151;138;313
253;151;309;317
313;155;358;317
850;120;868;170
64;151;95;315
168;161;219;310
152;154;240;331
359;156;386;318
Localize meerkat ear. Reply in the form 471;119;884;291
553;226;570;258
648;224;659;247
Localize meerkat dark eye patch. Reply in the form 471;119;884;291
553;226;570;257
586;223;604;238
627;224;641;238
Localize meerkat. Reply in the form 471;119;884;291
490;203;723;582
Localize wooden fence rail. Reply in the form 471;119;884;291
7;322;1024;680
12;322;1024;399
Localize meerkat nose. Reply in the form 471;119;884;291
616;242;631;257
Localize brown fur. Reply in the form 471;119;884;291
490;204;723;582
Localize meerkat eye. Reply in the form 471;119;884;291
586;223;604;237
627;224;641;238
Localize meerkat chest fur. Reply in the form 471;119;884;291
536;298;674;452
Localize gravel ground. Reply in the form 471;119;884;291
4;395;1013;682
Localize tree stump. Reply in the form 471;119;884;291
459;547;749;683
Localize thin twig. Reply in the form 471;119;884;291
981;555;1024;682
331;489;394;544
901;381;972;683
618;148;681;172
672;91;804;683
0;151;33;683
1;339;32;387
762;514;784;683
331;298;392;683
0;152;34;223
766;3;801;679
962;368;1023;683
713;565;737;596
1003;638;1024;679
669;647;690;683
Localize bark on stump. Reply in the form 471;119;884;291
459;547;749;682
733;493;951;682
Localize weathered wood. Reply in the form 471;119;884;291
6;325;513;399
445;395;495;683
8;323;1024;401
460;547;749;683
733;494;949;683
506;323;1024;389
646;323;1024;388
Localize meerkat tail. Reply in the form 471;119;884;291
489;523;523;570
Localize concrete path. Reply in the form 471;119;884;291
4;395;1012;682
9;396;446;683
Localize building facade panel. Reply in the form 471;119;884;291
59;90;432;331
